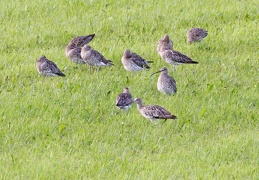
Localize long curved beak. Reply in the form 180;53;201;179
151;70;162;77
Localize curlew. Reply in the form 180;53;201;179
121;50;153;72
157;34;198;70
36;55;65;77
134;98;177;124
65;34;95;64
65;43;86;64
157;34;173;53
81;45;114;67
151;66;177;95
158;49;198;70
116;87;133;110
187;28;208;44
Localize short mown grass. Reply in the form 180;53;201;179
0;0;258;179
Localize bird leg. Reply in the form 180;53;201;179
161;119;167;125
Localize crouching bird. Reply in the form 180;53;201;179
116;87;133;110
36;55;65;77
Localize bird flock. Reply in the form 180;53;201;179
36;28;208;124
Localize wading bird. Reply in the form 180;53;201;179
134;98;177;124
151;66;177;95
81;45;114;67
157;34;198;70
187;28;208;44
65;34;95;64
121;50;153;72
116;87;133;110
36;55;65;77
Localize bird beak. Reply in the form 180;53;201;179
151;70;162;77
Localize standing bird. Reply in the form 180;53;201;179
157;34;173;53
65;34;95;64
116;87;133;110
81;45;113;66
151;66;177;95
158;49;198;70
134;98;177;124
187;28;208;44
36;55;65;77
157;34;198;70
121;50;153;72
65;43;86;64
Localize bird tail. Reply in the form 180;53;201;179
146;61;154;63
189;61;199;64
57;72;66;77
144;64;151;69
171;115;177;119
108;60;114;66
167;115;177;119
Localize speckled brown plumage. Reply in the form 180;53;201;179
187;28;208;44
65;43;86;64
157;34;173;53
65;34;95;64
116;87;133;110
36;55;65;77
68;34;95;47
157;34;198;70
121;50;153;72
151;66;177;95
134;98;177;123
159;50;198;65
81;45;113;66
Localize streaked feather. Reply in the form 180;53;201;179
134;98;177;123
36;55;65;77
121;50;152;72
157;34;173;53
187;28;208;44
69;34;95;47
116;87;133;110
81;45;113;66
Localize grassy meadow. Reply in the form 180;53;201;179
0;0;258;179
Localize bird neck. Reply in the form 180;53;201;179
136;103;143;109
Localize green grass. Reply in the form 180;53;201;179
0;0;258;179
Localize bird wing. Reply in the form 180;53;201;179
91;49;112;65
130;57;150;69
70;47;83;59
116;93;133;107
70;34;95;46
195;28;208;38
171;50;197;64
143;105;175;119
46;60;65;76
167;76;176;85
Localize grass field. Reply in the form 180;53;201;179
0;0;258;179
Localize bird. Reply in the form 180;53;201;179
68;34;95;47
36;55;65;77
158;50;198;70
121;50;153;72
65;34;95;64
187;28;208;44
157;34;173;53
116;87;133;110
134;98;177;124
151;66;177;95
81;45;114;66
157;34;198;70
65;43;86;64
